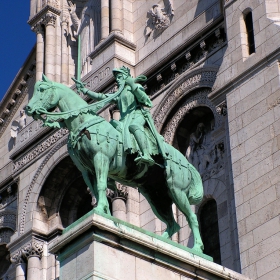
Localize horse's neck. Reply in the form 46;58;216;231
58;91;94;130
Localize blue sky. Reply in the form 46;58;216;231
0;2;36;101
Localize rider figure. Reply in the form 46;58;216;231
77;66;156;166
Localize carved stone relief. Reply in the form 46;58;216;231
184;123;225;178
145;1;174;37
20;138;68;235
0;71;35;138
144;27;226;97
216;101;227;116
10;240;44;263
10;110;27;140
13;128;68;174
160;89;225;180
153;69;221;133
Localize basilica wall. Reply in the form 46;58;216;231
210;0;280;279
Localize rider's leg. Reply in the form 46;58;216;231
129;124;155;165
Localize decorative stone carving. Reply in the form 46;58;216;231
3;109;10;116
115;183;129;200
43;12;57;27
185;122;219;175
10;240;44;264
216;101;227;116
144;27;225;96
11;110;26;139
20;138;68;235
13;128;68;173
31;20;44;34
10;249;25;264
160;89;223;145
9;99;16;106
153;69;219;133
22;241;44;259
0;63;35;139
15;89;21;96
145;1;174;36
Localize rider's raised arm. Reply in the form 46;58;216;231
81;88;108;101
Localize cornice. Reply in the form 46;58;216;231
28;5;61;27
89;32;137;61
0;48;36;138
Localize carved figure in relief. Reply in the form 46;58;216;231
145;1;174;36
186;123;212;174
11;110;26;139
68;0;101;74
26;69;205;253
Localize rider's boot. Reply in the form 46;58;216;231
131;127;155;166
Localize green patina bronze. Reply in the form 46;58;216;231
26;68;204;253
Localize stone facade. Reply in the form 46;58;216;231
0;0;279;279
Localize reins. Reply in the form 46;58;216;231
37;83;125;124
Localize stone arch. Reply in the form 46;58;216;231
201;179;227;210
161;88;222;145
38;156;94;229
197;178;231;265
153;66;219;134
20;138;68;235
230;0;260;26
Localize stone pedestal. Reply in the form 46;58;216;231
49;210;250;280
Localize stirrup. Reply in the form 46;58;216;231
135;155;155;166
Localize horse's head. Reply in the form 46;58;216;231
26;74;60;119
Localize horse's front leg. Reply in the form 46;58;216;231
93;152;111;215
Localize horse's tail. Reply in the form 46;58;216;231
187;163;203;205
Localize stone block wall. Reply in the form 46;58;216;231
218;0;280;278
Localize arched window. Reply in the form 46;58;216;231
199;199;221;264
244;11;255;55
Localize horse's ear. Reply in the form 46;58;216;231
42;74;51;83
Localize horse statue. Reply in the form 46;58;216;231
26;74;204;253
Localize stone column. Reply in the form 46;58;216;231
101;0;110;40
22;241;43;280
43;13;57;80
32;21;44;81
11;252;26;280
110;0;123;33
61;19;69;84
111;183;128;221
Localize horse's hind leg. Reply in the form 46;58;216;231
169;186;204;253
139;188;180;239
93;152;111;215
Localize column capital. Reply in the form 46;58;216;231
31;20;44;34
10;250;25;264
114;183;128;200
22;240;44;259
43;12;57;27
